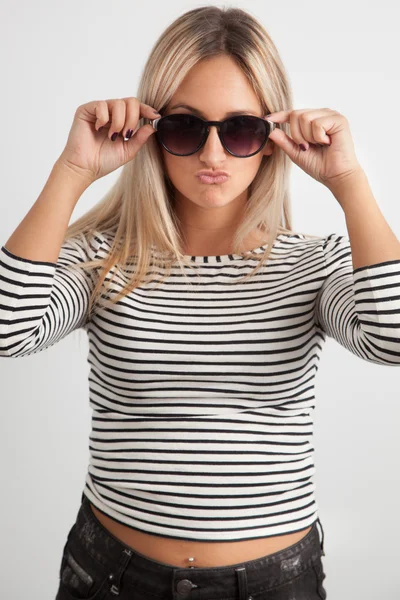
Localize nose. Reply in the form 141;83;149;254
199;125;226;161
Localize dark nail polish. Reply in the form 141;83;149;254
126;129;133;139
300;144;307;151
111;132;118;142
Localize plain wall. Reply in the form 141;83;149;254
0;1;399;598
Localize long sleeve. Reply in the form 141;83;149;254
0;230;107;358
315;233;400;365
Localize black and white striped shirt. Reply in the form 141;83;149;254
1;231;399;541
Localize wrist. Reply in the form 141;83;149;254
331;171;378;218
53;157;95;191
326;166;366;195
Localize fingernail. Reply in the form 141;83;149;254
300;144;308;151
111;132;118;142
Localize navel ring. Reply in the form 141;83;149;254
188;557;195;568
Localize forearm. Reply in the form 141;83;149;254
328;168;400;270
4;159;92;263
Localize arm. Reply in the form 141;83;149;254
315;233;400;365
0;161;105;358
328;168;400;270
4;159;92;263
315;169;400;366
316;172;400;366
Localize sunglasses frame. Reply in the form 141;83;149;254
149;113;277;158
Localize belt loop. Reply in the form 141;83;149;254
108;548;133;595
316;517;326;556
235;566;253;600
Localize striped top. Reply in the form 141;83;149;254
1;230;399;542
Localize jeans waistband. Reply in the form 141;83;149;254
70;492;325;599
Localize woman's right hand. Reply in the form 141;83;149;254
57;97;160;184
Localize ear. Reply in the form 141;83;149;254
262;138;274;157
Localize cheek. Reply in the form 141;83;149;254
161;152;196;186
161;149;178;178
159;148;171;178
235;156;264;184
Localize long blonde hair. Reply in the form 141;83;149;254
64;5;323;319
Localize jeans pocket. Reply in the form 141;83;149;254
58;546;109;600
312;557;328;599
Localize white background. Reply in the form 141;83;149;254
0;1;399;598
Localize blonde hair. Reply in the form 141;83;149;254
65;5;323;319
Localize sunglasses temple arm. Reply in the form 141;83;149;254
150;118;162;130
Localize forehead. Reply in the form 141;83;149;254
166;55;262;116
167;103;260;119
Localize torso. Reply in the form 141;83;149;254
89;227;310;568
89;502;312;568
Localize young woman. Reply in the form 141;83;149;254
1;6;399;600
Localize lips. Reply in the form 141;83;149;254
197;174;229;184
196;170;230;178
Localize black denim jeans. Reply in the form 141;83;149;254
55;492;327;600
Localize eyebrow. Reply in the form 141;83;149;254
168;103;260;118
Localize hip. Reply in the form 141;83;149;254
89;500;313;568
55;492;327;600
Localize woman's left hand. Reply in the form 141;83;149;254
265;108;363;191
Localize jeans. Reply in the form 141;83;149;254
55;491;327;599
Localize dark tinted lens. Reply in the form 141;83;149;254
223;116;267;156
157;114;204;155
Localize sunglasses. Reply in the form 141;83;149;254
150;113;277;158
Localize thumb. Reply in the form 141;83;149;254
268;127;305;163
125;124;156;158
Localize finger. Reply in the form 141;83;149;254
121;99;161;141
107;99;126;142
266;127;310;163
299;110;334;146
264;110;291;123
121;97;140;141
290;112;310;150
300;113;316;147
312;117;332;145
93;100;110;131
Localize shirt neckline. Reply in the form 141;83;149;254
151;233;285;264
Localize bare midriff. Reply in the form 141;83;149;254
89;502;312;568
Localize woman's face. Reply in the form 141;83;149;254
160;55;274;213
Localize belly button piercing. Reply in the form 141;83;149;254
188;557;195;568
